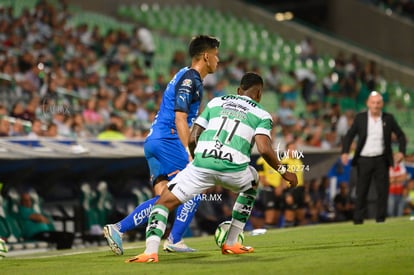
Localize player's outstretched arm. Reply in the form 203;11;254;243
255;134;298;187
188;123;205;158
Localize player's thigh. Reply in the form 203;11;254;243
220;165;258;192
145;138;188;179
169;165;215;203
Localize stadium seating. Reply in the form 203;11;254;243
114;2;414;152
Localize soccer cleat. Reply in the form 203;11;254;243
103;224;124;255
222;242;254;255
125;253;158;263
163;239;196;252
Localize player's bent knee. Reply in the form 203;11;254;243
153;175;169;195
153;174;169;186
248;165;259;188
157;191;182;212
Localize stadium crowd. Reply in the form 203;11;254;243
0;0;413;245
0;0;393;146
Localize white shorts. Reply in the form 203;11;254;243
168;163;258;203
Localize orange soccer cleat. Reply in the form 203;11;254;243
125;253;159;263
221;242;254;255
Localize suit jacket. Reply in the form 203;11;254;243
341;111;406;167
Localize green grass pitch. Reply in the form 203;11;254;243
2;217;414;275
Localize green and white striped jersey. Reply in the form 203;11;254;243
192;94;273;172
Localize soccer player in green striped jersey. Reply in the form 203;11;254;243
126;72;298;263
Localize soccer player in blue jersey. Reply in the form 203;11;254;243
103;35;220;254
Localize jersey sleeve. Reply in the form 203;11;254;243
194;98;214;129
255;116;273;138
174;74;195;114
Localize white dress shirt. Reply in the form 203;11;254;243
360;111;384;157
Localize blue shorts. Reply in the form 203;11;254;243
144;138;189;185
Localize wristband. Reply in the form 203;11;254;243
186;147;191;155
278;165;287;175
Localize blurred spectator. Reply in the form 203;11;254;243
277;98;297;136
228;59;247;85
362;60;379;92
333;182;355;222
96;94;111;126
23;97;39;122
405;179;414;220
124;100;138;128
388;160;409;217
264;65;281;91
278;70;299;108
299;36;317;61
336;110;355;146
321;130;338;149
323;102;341;132
46;122;64;138
27;119;44;138
0;105;8;117
170;50;186;71
206;78;227;102
10;102;26;120
71;112;92;138
203;73;218;101
111;92;128;119
52;112;73;137
97;123;125;140
83;97;103;125
134;24;155;69
153;73;168;95
281;141;306;227
10;120;27;137
0;118;10;137
108;113;125;134
255;155;286;228
134;101;150;130
304;126;323;148
16;52;42;94
306;178;323;224
212;79;228;97
18;192;74;249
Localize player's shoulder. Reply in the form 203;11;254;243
206;95;225;107
180;68;202;82
173;68;201;90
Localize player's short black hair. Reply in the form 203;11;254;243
240;72;264;90
188;35;220;58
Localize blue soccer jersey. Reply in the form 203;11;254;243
146;67;203;141
144;67;204;182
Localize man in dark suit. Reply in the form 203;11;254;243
341;91;406;224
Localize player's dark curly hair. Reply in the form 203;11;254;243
188;35;220;57
240;72;264;90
